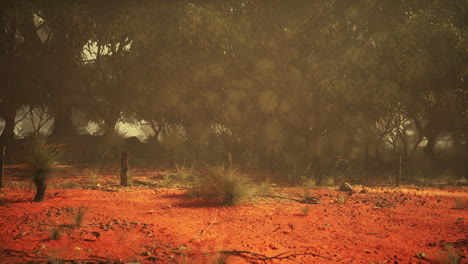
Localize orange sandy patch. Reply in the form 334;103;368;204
0;168;466;263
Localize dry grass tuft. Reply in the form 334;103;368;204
195;166;254;205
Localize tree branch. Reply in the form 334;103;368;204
219;250;342;263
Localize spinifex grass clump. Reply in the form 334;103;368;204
162;163;196;188
25;135;63;202
74;207;87;226
50;228;61;240
441;245;462;264
196;166;254;205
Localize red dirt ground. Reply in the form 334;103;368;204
0;165;466;264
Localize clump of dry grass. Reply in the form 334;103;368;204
441;245;462;264
49;228;61;240
194;166;254;205
301;205;310;215
162;163;196;188
74;207;87;226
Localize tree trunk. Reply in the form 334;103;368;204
269;152;274;173
308;133;323;185
375;141;383;163
424;133;437;159
414;118;437;160
364;141;371;162
103;110;120;136
52;100;75;137
120;151;128;187
312;155;322;186
0;102;18;147
33;176;47;202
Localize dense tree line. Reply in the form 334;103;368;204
0;0;466;183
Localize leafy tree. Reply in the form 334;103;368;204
0;0;45;146
34;0;94;137
81;1;147;135
374;0;467;160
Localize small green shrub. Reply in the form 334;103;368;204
195;166;254;205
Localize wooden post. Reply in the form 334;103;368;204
0;146;5;188
120;151;128;187
396;156;402;187
226;152;232;169
313;155;322;186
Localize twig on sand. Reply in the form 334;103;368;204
0;249;108;263
218;250;341;263
189;217;217;243
262;194;322;204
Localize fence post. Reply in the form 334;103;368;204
120;150;128;187
396;156;402;186
0;146;5;188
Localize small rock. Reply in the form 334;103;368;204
339;182;354;192
269;244;279;250
416;251;427;259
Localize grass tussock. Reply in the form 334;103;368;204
25;135;64;202
454;199;465;209
195;166;254;206
74;207;87;226
162;163;196;188
301;205;310;215
212;252;230;264
25;135;63;181
49;228;61;240
441;245;462;264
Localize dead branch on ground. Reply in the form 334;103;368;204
189;217;217;243
219;250;341;264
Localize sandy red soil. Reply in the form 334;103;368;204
0;166;466;264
